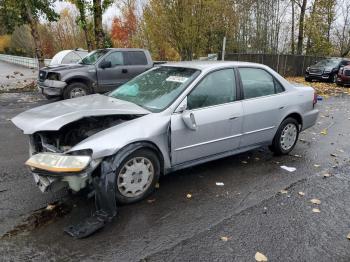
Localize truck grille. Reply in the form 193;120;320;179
309;68;322;75
38;70;47;81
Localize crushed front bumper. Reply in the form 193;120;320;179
38;79;67;97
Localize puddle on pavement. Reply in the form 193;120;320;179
1;201;71;239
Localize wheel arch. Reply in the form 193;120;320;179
283;112;303;130
65;77;93;92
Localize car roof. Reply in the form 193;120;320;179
161;61;267;70
101;48;148;52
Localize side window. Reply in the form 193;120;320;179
103;52;124;67
187;69;236;110
124;51;148;65
239;68;283;99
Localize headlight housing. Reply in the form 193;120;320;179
25;153;91;173
46;72;60;81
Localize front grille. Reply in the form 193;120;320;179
38;70;47;81
345;70;350;77
309;68;322;75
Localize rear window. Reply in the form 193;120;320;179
124;51;148;65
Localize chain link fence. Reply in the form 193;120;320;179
0;54;51;69
224;53;325;77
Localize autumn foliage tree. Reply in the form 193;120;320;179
111;1;137;48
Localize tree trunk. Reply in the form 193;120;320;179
297;0;307;55
291;0;295;54
93;0;104;49
76;0;93;51
23;2;45;68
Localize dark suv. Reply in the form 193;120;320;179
305;58;350;83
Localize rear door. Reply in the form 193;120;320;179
238;67;288;148
123;51;151;78
96;51;128;92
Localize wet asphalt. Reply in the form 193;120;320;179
1;91;350;261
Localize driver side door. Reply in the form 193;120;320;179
96;51;132;92
170;68;243;166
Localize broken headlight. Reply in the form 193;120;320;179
47;72;60;81
25;153;91;173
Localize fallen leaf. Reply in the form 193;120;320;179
320;129;328;135
280;190;288;194
216;182;224;186
147;199;156;203
323;173;331;178
255;157;260;161
347;233;350;240
186;193;192;199
255;252;268;262
312;208;320;213
314;164;320;168
310;199;321;205
46;204;55;211
220;236;230;241
155;183;160;189
280;165;296;172
330;153;337;157
241;161;248;164
293;154;302;158
298;191;305;196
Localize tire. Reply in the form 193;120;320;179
305;77;312;82
330;73;337;83
63;82;90;99
270;117;300;156
114;148;160;204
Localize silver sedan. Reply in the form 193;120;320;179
13;61;319;205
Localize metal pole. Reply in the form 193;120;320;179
222;36;226;61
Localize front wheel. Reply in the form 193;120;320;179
114;149;160;204
63;82;90;99
270;118;299;155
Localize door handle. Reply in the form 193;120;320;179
122;69;128;73
279;106;285;110
229;116;238;120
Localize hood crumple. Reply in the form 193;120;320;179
12;94;150;134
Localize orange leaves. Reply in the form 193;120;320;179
111;5;137;48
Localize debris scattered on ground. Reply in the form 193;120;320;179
241;160;248;164
330;153;337;157
147;199;156;203
255;251;268;262
293;154;302;158
1;201;71;239
280;190;288;194
312;208;321;213
216;182;224;186
320;129;328;135
323;173;331;178
186;193;192;199
298;191;305;196
314;164;320;168
310;199;321;205
280;165;296;172
220;236;230;242
347;233;350;240
155;183;160;189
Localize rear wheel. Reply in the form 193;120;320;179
270;117;299;155
114;148;160;204
330;73;337;83
63;82;90;99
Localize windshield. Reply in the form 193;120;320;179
109;66;200;112
315;59;340;67
80;50;108;65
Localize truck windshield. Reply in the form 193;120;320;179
109;67;200;112
315;59;340;67
80;50;108;65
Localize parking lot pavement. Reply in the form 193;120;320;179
1;92;350;261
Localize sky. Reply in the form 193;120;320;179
54;1;121;28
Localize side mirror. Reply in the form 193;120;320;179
175;97;188;113
182;110;197;130
100;60;112;69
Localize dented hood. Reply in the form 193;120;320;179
12;94;150;134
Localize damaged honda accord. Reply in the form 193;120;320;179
12;61;319;238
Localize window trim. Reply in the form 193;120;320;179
237;66;286;101
185;67;239;111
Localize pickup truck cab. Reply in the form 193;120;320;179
38;48;153;99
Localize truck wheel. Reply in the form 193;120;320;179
114;148;160;204
63;82;90;99
269;117;299;156
305;77;312;82
330;73;337;83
